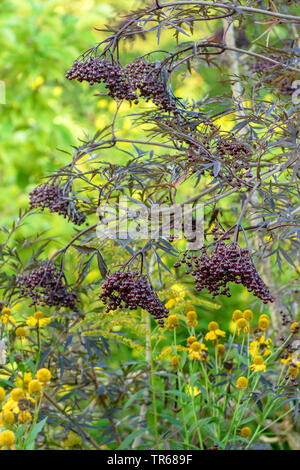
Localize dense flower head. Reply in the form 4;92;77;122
11;388;24;402
240;426;252;439
291;322;300;334
0;430;15;449
189;342;209;361
1;410;15;425
250;355;266;372
205;322;225;342
258;316;270;332
187;336;197;346
28;380;42;395
243;309;253;322
236;376;248;390
167;315;179;330
36;368;52;384
217;344;226;357
232;309;243;321
15;327;26;338
186;310;197;327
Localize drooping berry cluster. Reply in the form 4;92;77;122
29;181;86;226
66;57;138;101
175;242;274;303
125;58;178;114
16;262;79;309
99;270;168;325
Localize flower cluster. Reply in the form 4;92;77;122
17;262;79;310
100;270;168;325
29;180;86;226
177;242;274;303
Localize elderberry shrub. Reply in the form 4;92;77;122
66;56;138;102
175;241;274;303
99;270;168;326
29;180;86;226
16;262;79;309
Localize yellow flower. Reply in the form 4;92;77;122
26;315;51;328
15;326;27;338
205;321;225;342
28;379;42;395
236;318;248;335
0;387;5;402
2;410;15;425
249;336;272;357
236;376;248;390
232;310;243;322
33;311;44;320
167;315;179;330
18;410;32;424
36;368;52;383
189;342;209;361
291;322;300;334
0;430;15;449
187;336;197;346
185;385;201;397
186;310;197;327
165;299;176;309
1;308;11;316
281;353;292;366
11;388;24;402
250;355;266;372
243;310;253;322
240;426;252;439
217;344;226;357
258;317;269;332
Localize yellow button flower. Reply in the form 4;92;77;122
236;376;248;390
11;388;24;402
258;317;269;331
243;309;253;322
28;379;42;395
0;430;15;449
232;310;243;322
2;410;15;425
15;326;27;338
36;368;52;383
186;310;197;327
250;355;266;372
167;315;179;330
205;321;225;342
187;336;197;346
240;426;252;439
189;342;209;361
217;344;226;357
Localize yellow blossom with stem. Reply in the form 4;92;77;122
15;326;27;338
28;380;42;395
243;310;253;322
250;355;266;372
205;321;225;342
258;315;270;332
236;318;248;336
187;336;197;347
232;310;243;322
236;376;248;391
36;368;51;384
186;310;197;328
188;342;209;362
249;335;272;357
167;314;179;331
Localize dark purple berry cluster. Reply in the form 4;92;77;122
17;262;79;309
66;57;138;101
29;181;86;226
175;242;274;303
99;270;168;326
125;58;178;114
